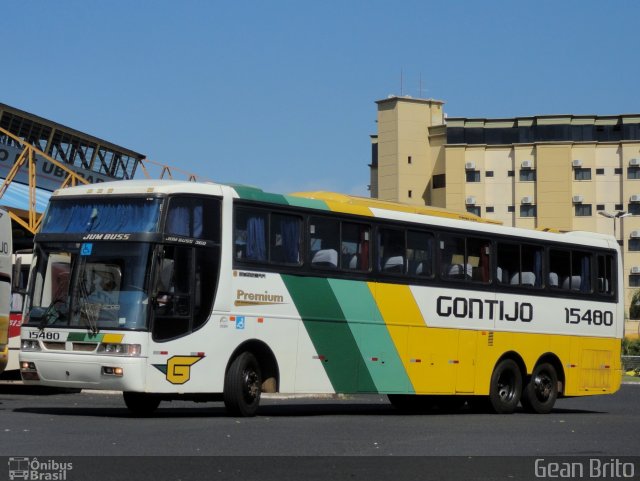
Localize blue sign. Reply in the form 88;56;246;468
80;243;93;256
235;316;245;330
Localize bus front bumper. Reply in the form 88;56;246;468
19;351;146;391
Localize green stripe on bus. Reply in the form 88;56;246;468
231;185;290;205
67;332;103;342
327;279;414;393
281;275;376;393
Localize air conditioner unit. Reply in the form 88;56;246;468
464;161;475;170
572;159;583;168
521;196;533;204
631;266;640;275
465;196;476;205
631;194;640;203
631;231;640;239
521;160;533;169
572;195;584;203
630;158;640;166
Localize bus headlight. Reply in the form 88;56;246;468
97;343;141;356
21;340;41;352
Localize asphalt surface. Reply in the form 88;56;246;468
0;383;638;457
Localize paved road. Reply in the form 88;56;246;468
1;383;638;457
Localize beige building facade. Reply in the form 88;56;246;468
370;96;640;335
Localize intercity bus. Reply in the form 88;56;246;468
20;180;623;416
0;208;12;374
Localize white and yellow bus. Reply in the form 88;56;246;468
0;208;13;374
20;180;623;416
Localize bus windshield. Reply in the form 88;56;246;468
26;242;153;331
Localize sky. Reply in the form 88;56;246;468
3;0;639;197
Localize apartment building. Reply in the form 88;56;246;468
370;96;640;333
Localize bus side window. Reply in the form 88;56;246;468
378;227;405;274
309;217;340;269
234;208;268;262
597;254;614;295
440;234;468;280
341;222;370;271
153;246;192;341
549;249;570;289
406;230;434;277
467;237;491;283
270;213;302;265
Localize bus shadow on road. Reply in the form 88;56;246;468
12;402;605;418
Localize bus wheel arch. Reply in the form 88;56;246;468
521;354;563;414
226;340;280;393
488;352;525;414
223;340;280;417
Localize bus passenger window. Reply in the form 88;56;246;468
549;249;570;289
572;251;592;293
270;213;302;265
407;230;434;277
467;238;491;283
341;222;370;271
597;254;614;295
521;245;543;287
440;235;468;280
310;217;340;269
234;208;268;262
497;243;519;285
378;228;405;274
166;196;220;241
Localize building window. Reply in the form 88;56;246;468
596;168;605;175
408;156;412;164
486;171;494;177
629;239;640;251
408;190;412;198
615;203;624;210
486;206;495;213
519;170;536;182
507;206;515;213
433;174;446;189
629;204;640;215
615;168;623;175
630;275;640;288
596;204;605;211
575;204;592;216
628;167;640;179
466;170;481;182
520;205;536;217
466;206;481;216
574;168;592;180
508;170;515;177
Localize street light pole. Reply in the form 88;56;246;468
598;210;630;242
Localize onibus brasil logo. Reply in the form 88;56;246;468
8;457;73;480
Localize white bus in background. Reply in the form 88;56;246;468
3;250;32;375
0;208;12;374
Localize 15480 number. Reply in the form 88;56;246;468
564;308;613;326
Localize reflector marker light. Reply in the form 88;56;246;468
410;359;422;363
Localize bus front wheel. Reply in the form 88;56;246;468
223;352;262;417
123;392;161;416
488;359;522;414
521;363;558;414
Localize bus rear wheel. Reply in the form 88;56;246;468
123;392;161;416
488;359;522;414
521;363;558;414
223;352;262;417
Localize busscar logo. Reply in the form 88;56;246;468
234;289;285;307
8;457;73;480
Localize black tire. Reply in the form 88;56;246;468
223;352;262;417
488;359;522;414
521;363;558;414
123;392;161;416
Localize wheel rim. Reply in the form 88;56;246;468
242;368;260;404
497;371;516;402
533;372;553;402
